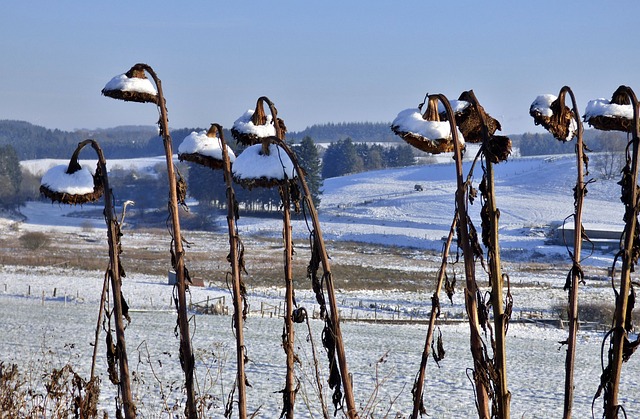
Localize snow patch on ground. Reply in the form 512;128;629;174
4;152;637;416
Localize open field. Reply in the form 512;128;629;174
3;153;640;417
1;262;639;418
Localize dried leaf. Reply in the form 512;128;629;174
445;272;456;304
431;328;446;367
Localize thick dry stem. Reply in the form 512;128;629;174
469;89;511;419
604;86;640;419
485;160;510;419
411;216;457;419
281;185;296;419
559;86;586;419
436;94;491;418
163;129;196;419
272;137;359;418
219;126;247;419
144;65;197;419
78;139;135;418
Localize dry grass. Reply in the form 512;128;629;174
0;360;99;418
1;224;445;292
4;221;609;294
18;231;51;251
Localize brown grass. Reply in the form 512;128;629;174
18;231;51;251
1;225;446;292
5;223;600;294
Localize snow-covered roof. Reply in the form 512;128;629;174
102;74;157;96
584;98;634;120
530;95;557;117
232;143;296;181
391;108;465;144
40;165;95;195
178;131;236;162
232;110;277;137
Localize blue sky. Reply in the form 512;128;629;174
1;1;638;135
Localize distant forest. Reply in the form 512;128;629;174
0;119;631;161
1;119;631;215
511;130;629;156
286;122;400;143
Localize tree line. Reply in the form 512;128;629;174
511;129;628;156
287;121;400;143
181;136;322;213
0;120;402;161
0;120;164;160
5;117;629;214
321;138;415;178
1;118;631;162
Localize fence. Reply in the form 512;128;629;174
189;296;227;315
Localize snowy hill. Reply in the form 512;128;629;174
17;151;624;269
237;152;623;269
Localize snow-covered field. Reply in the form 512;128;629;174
4;151;640;417
2;277;639;418
239;152;623;269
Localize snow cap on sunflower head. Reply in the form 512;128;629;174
101;63;158;105
232;136;297;190
445;90;511;163
231;96;287;146
530;90;578;142
584;86;635;133
391;95;465;154
178;124;236;171
40;154;104;205
438;91;502;144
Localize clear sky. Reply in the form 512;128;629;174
1;1;638;136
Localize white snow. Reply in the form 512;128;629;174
391;108;465;144
40;164;95;195
530;94;557;117
24;152;624;269
230;153;623;271
178;130;236;162
584;98;634;120
102;73;157;96
530;94;578;140
232;143;296;181
232;110;277;137
0;264;637;418
437;99;470;114
5;150;640;417
22;156;167;177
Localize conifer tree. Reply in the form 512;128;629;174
0;145;22;208
293;136;323;206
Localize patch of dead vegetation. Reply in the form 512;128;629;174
1;225;447;292
2;223;611;293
